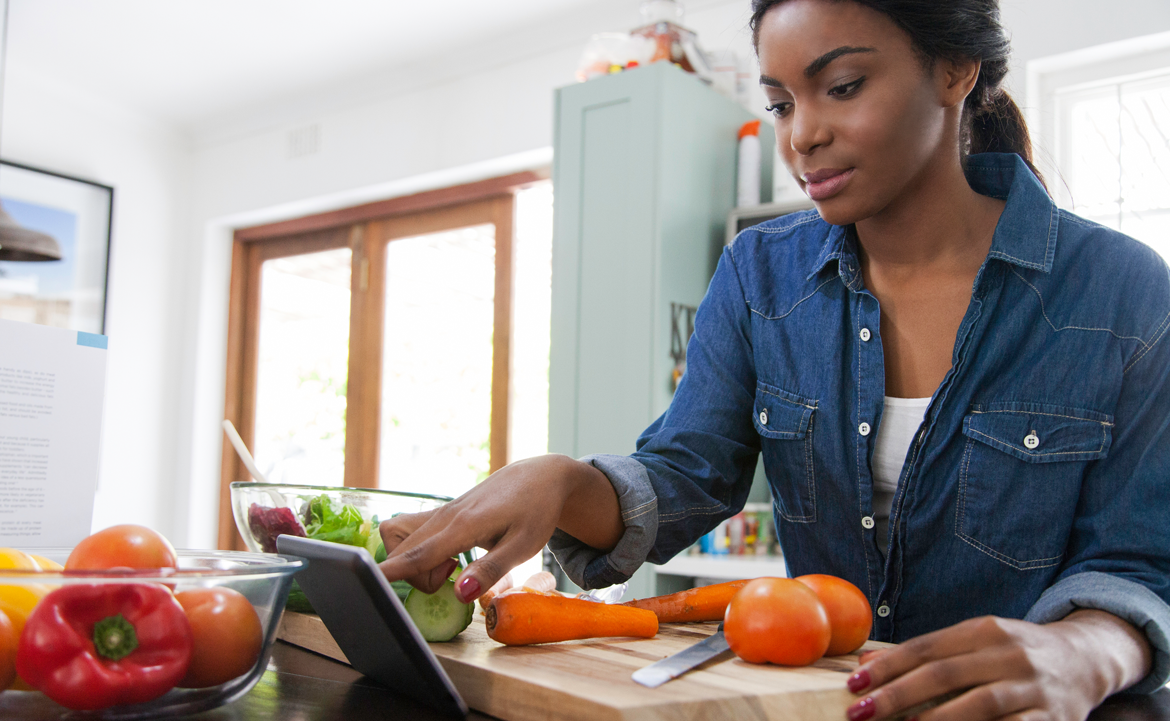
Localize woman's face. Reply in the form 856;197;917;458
757;0;961;225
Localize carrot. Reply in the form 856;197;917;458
622;579;753;622
486;593;658;645
477;573;515;612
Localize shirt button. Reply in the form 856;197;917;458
759;410;768;426
862;516;875;530
877;604;891;618
859;327;872;342
1024;432;1039;450
859;422;871;437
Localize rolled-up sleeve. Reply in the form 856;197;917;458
547;454;657;589
1033;268;1170;694
548;246;762;589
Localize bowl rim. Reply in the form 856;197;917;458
0;549;306;582
230;481;454;503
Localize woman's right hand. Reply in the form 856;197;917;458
377;454;623;603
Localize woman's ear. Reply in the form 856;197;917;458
937;58;981;109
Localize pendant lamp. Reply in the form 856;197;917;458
0;0;61;262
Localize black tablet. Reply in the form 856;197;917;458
276;535;468;718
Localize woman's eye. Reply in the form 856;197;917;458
828;78;865;98
765;102;792;118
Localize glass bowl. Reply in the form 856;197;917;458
230;482;453;555
0;549;303;719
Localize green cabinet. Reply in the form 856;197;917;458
548;62;773;599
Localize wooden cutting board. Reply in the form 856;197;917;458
279;611;890;721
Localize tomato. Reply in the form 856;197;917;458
724;577;830;666
795;574;873;656
0;608;15;690
66;525;178;571
175;587;263;688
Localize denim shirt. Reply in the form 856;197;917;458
548;153;1170;693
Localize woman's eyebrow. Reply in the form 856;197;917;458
759;45;878;88
804;46;876;78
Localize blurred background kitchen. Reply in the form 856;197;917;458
2;0;1168;594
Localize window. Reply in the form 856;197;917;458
1031;32;1170;260
218;173;552;551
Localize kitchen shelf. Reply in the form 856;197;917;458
655;554;788;580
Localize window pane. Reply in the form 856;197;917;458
1120;74;1170;259
1062;88;1121;221
253;248;351;487
509;183;553;464
379;225;495;499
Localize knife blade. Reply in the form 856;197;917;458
632;623;730;688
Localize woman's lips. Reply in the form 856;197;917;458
802;168;855;201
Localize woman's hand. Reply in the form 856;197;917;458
845;610;1152;721
377;454;623;603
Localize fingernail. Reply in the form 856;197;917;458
846;696;876;721
847;669;871;694
457;576;481;603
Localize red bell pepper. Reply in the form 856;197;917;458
16;583;192;711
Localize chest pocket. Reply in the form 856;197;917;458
753;382;818;523
956;403;1112;570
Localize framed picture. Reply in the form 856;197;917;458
0;160;113;334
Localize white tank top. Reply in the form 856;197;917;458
872;396;931;554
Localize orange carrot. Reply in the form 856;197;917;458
622;579;753;622
477;573;515;612
486;593;658;645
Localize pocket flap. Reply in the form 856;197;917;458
962;403;1113;463
753;383;816;440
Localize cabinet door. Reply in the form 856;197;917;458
550;70;660;460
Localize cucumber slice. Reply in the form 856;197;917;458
404;579;474;642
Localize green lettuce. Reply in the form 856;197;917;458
302;494;386;561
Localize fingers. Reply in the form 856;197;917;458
379;509;482;593
916;682;1037;721
854;617;999;693
453;532;545;604
846;618;1033;721
379;511;433;555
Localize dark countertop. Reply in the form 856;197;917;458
3;640;1168;720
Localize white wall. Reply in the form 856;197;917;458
3;66;190;537
7;0;1170;549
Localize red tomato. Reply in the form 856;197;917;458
724;577;830;666
66;525;178;571
175;588;263;688
0;608;15;690
795;574;873;656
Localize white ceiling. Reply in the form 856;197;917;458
7;0;660;139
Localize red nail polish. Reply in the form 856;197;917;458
458;576;481;602
846;696;876;721
847;669;871;694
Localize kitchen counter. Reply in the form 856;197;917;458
4;641;1167;720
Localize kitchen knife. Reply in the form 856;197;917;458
632;623;730;688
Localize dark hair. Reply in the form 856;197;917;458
750;0;1044;184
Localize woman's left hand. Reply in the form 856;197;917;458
845;610;1152;721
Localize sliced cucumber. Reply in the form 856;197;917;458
404;579;474;642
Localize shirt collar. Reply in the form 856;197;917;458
806;153;1058;281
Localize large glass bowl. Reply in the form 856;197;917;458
0;549;303;719
230;482;453;554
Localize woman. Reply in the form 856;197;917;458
379;1;1170;718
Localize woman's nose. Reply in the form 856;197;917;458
789;106;830;156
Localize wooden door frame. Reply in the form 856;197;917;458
218;170;544;550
